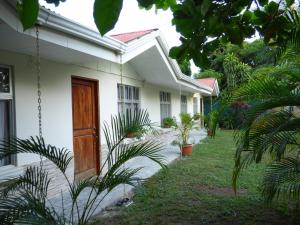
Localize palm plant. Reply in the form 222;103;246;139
210;9;300;203
0;109;166;225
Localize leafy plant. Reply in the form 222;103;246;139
223;53;251;90
162;117;176;128
192;113;202;121
178;58;192;76
0;109;166;224
123;110;153;139
174;113;198;146
213;12;300;203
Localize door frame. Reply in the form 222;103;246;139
71;76;101;176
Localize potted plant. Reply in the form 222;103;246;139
162;117;176;128
123;110;151;139
193;113;202;121
175;113;198;156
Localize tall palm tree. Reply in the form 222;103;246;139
0;109;166;224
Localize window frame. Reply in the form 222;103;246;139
180;95;187;113
160;91;172;124
117;84;141;114
193;97;198;115
0;64;15;167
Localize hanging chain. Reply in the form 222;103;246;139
36;25;43;168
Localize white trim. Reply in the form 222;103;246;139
1;0;215;96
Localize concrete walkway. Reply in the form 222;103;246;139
49;129;207;219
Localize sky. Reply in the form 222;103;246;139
39;1;200;73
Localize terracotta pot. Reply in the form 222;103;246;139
181;144;193;156
126;132;136;138
163;124;171;128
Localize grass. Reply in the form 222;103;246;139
96;130;297;225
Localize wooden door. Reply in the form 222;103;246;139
72;77;100;179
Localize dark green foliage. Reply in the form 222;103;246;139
178;58;192;76
208;10;300;204
0;109;165;224
223;53;251;90
45;0;66;6
93;0;123;36
16;0;39;31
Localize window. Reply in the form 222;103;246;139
193;97;198;115
0;66;13;167
160;91;171;124
200;97;203;114
117;84;140;115
181;95;187;113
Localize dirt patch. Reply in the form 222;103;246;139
195;185;247;197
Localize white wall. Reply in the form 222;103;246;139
0;49;201;166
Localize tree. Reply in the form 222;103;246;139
209;40;276;74
16;0;299;67
0;109;166;224
209;10;300;203
193;69;223;80
231;43;300;203
178;58;192;76
223;53;251;90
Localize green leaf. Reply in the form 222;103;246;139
265;1;279;15
200;0;211;15
257;0;268;6
17;0;39;31
93;0;123;36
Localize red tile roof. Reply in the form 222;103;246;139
196;78;216;89
110;29;158;43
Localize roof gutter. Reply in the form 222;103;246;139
155;33;213;94
37;7;127;53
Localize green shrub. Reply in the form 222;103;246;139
162;117;176;128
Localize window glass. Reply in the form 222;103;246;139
0;67;10;93
118;84;140;114
160;91;171;125
193;97;198;114
0;66;12;167
181;95;187;113
0;101;11;166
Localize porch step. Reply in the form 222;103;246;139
0;165;24;182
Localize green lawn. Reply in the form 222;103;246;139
97;130;296;225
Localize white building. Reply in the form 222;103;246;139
0;0;218;180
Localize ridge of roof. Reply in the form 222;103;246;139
111;29;158;43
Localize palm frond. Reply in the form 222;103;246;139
275;10;300;61
262;157;300;203
0;192;64;225
104;141;166;174
103;109;159;170
0;166;50;201
0;137;73;173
